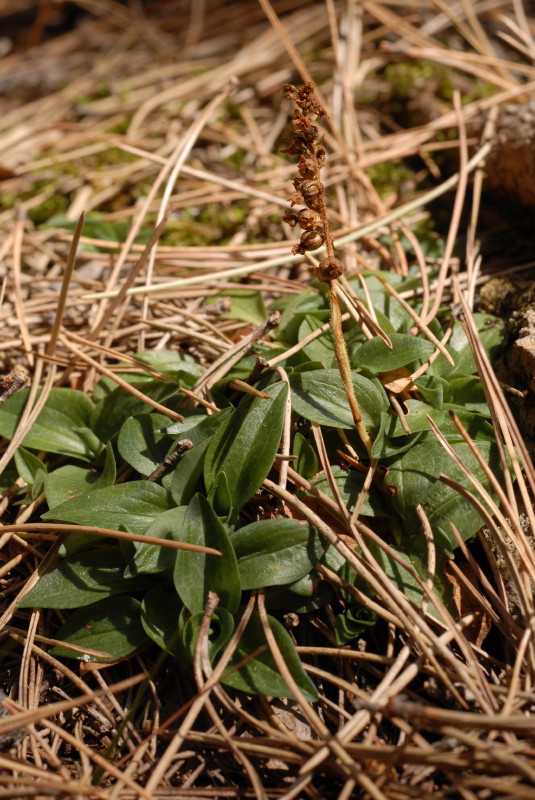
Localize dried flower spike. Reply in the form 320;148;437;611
282;82;373;457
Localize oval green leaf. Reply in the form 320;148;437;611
204;381;288;517
45;443;116;509
42;481;172;534
386;440;444;514
181;608;235;663
231;518;324;590
118;413;176;476
353;332;435;373
91;381;177;443
309;466;388;517
290;369;387;431
50;596;147;662
420;440;500;554
0;388;98;461
173;494;241;615
141;586;183;658
222;611;317;701
127;505;187;576
19;547;150;609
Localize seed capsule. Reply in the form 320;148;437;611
303;125;319;144
300;180;323;211
315;146;326;167
297;208;321;230
317;256;344;282
298;156;315;179
299;230;325;250
282;212;298;227
300;180;322;199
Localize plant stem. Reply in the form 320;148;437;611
328;281;373;457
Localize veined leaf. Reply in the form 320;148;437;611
91;381;177;443
0;388;99;461
50;596;146;662
290;369;387;432
19;547;150;609
353;332;435;373
231;518;324;589
173;494;241;615
419;440;501;553
45;443;116;508
126;506;187;576
204;381;288;518
141;586;183;658
42;481;172;534
386;440;444;514
222;611;318;701
118;413;176;476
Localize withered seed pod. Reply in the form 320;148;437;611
298;156;315;179
300;180;323;212
300;180;322;198
299;230;325;251
282;212;298;227
303;125;319;144
297;208;321;230
315;146;326;167
317;256;344;282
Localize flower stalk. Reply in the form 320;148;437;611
282;83;373;457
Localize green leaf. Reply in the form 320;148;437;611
207;470;233;519
348;273;413;331
208;289;268;325
127;506;187;576
165;408;233;444
223;611;318;701
45;443;116;509
352;333;435;373
431;315;505;378
91;381;177;443
204;381;288;518
173;494;241;615
308;466;387;517
180;608;235;663
14;447;46;499
141;586;183;657
334;606;376;645
170;439;210;506
50;596;147;661
231;518;324;589
19;547;150;608
293;432;318;480
42;481;172;534
389;400;495;440
414;375;450;408
419;440;501;553
370;412;425;459
290;369;387;432
298;315;335;366
118;413;176;476
275;289;325;344
0;388;99;461
46;466;103;509
386;440;444;514
133;350;204;385
14;447;45;486
370;544;439;615
448;376;488;413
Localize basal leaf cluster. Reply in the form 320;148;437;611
0;275;506;696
